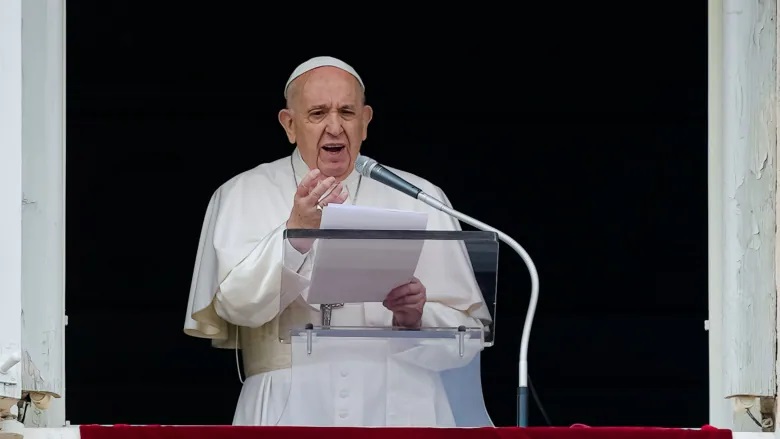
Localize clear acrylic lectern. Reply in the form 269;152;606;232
274;229;498;427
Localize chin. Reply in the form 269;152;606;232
317;155;352;179
319;166;347;178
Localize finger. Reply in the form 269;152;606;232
295;182;311;198
321;183;348;205
385;280;420;301
297;169;322;195
296;170;323;198
384;286;410;302
308;177;337;202
383;293;400;309
386;291;425;308
385;298;419;311
318;182;342;205
404;292;425;306
334;185;349;204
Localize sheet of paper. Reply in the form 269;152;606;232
305;204;428;305
319;203;428;230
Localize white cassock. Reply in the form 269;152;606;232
183;149;493;427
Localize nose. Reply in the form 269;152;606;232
324;111;344;136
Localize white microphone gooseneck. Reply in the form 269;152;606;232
354;155;539;427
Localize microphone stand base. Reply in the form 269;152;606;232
517;386;529;427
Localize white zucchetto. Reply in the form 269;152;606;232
284;56;365;99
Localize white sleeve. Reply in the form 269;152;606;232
213;222;315;328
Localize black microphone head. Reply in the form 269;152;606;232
354;154;377;177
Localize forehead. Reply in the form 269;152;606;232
297;67;362;106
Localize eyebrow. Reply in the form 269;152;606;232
307;103;357;112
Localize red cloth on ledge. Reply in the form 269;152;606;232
79;425;732;439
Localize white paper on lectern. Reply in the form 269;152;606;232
305;204;428;305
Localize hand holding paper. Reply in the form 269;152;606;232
383;276;426;328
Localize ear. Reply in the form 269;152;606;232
361;105;373;141
278;109;296;144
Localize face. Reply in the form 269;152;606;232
278;67;373;180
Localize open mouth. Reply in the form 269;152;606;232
321;144;346;153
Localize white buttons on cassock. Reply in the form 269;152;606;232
334;365;356;425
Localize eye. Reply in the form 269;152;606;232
307;110;327;122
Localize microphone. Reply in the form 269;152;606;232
354;154;540;428
354;155;423;199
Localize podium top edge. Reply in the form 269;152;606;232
283;229;499;241
289;326;487;341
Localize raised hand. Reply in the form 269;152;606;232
286;168;349;230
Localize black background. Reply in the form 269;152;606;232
65;1;708;428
